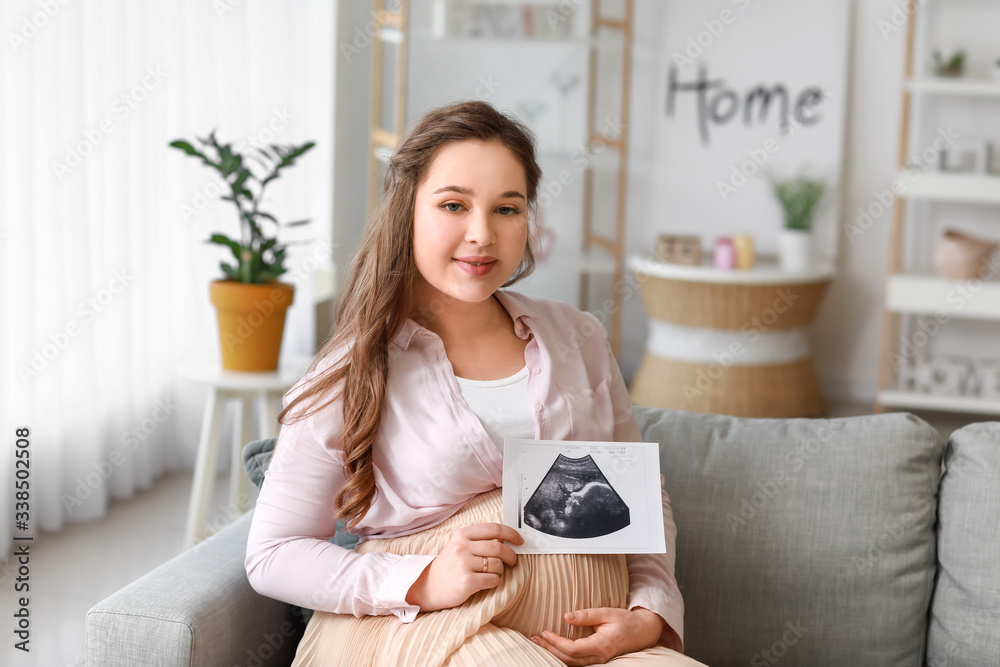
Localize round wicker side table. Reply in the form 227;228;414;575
628;256;835;418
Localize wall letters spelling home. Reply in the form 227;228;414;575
666;65;825;146
641;0;850;258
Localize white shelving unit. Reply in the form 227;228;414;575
875;1;1000;416
886;274;1000;321
878;390;1000;416
901;172;1000;204
905;77;1000;97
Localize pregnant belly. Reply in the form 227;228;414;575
356;488;630;640
492;550;629;639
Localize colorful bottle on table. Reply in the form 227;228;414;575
714;237;736;270
733;234;755;269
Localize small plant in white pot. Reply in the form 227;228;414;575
768;174;827;272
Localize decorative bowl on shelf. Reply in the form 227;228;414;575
933;229;998;280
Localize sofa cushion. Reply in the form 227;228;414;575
635;407;944;667
927;422;1000;667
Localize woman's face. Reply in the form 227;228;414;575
411;139;529;310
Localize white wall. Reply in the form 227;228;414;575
813;0;906;404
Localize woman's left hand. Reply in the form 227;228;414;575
530;606;665;666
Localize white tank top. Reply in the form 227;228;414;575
455;365;535;453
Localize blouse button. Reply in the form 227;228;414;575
534;403;543;414
531;367;541;375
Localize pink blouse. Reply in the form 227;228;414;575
244;290;685;645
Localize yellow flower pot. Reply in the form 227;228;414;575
209;280;294;371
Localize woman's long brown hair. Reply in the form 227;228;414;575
277;100;542;530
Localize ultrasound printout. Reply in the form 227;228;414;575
502;439;666;554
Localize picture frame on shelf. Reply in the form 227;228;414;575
655;234;701;266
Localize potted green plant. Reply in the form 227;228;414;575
932;49;966;78
169;131;315;371
767;174;827;272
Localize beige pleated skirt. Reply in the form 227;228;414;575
290;488;705;666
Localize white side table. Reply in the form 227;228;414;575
178;356;311;548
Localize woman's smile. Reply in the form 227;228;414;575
454;255;498;275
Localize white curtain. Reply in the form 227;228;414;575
0;0;334;559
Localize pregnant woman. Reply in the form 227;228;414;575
245;100;705;667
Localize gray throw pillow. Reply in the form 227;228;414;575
242;437;359;549
635;407;944;667
241;437;359;628
927;422;1000;667
242;437;275;488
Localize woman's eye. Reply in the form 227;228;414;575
497;206;520;216
442;202;463;212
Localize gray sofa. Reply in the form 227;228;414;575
86;408;1000;666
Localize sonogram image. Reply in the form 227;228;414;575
523;454;630;538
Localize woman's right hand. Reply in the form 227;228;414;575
405;523;523;611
